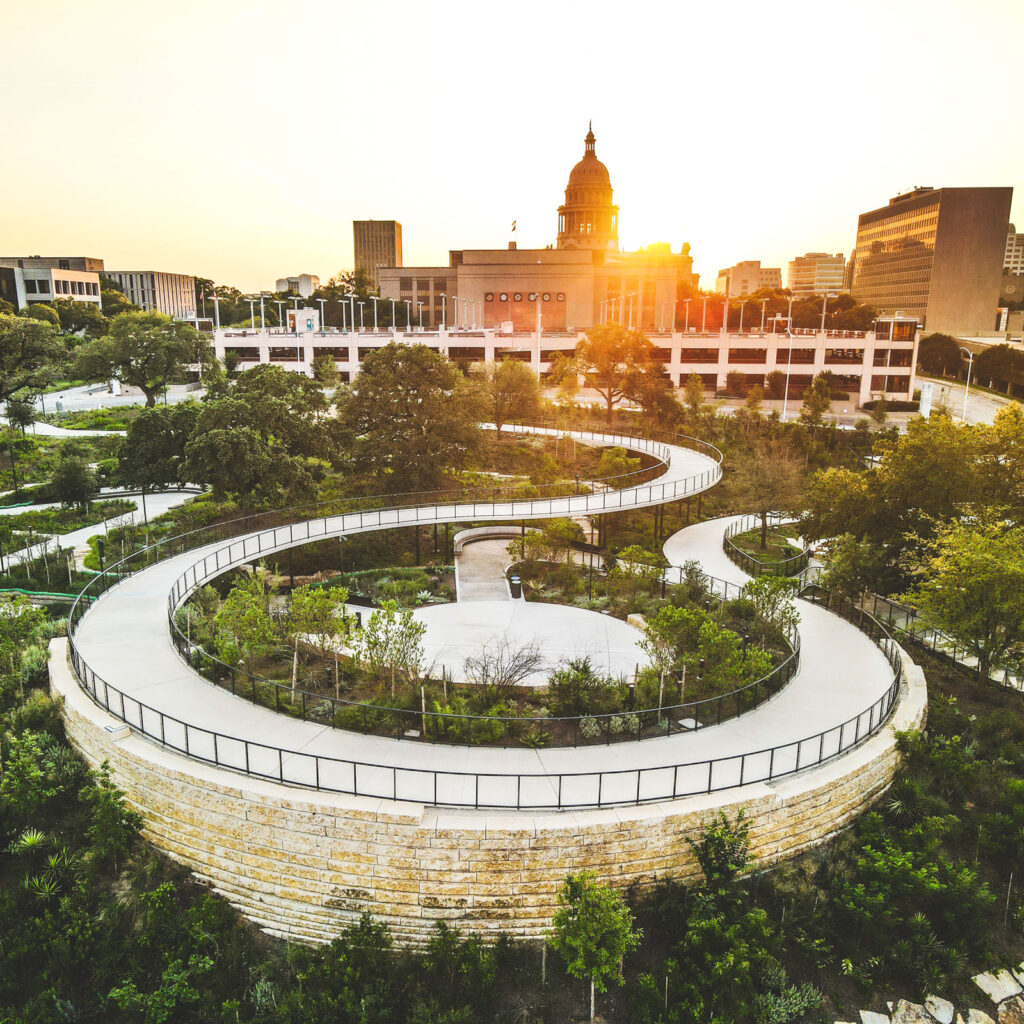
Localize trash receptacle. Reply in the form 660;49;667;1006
509;575;522;599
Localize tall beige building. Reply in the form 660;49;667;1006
849;186;1013;335
104;271;196;318
1005;224;1024;274
787;252;846;297
715;261;782;295
354;220;402;289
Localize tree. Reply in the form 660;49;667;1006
99;275;141;317
725;370;747;397
574;324;659;424
683;372;705;416
462;637;544;697
470;359;540;433
917;333;963;377
74;312;211;407
608;544;662;604
311;351;340;388
5;396;35;434
730;438;803;550
0;314;65;404
870;394;889;425
53;299;108;338
820;533;888;602
765;369;787;399
740;575;800;639
542;518;585;563
0;594;47;676
118;402;201;491
800;371;833;425
51;455;97;510
904;519;1024;682
353;599;426;698
549;871;642;1021
213;571;278;674
342;343;483;492
595;446;640;481
18;303;60;328
286;584;351;675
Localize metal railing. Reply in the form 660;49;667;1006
166;559;800;747
723;514;810;578
66;581;902;809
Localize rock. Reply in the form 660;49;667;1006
860;1012;891;1024
966;1012;997;1024
1013;965;1024;988
975;972;1023;1005
926;996;955;1024
891;1000;933;1023
998;996;1024;1024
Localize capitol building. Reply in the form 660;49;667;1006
379;125;699;333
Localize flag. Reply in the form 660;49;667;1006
511;220;516;232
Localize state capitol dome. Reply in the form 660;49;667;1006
557;123;619;252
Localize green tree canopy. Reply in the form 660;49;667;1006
0;314;65;404
74;312;210;407
341;343;483;492
53;298;108;338
574;324;660;424
917;333;963;377
51;455;97;510
118;401;201;490
470;358;540;433
730;438;803;550
904;519;1024;682
549;871;642;1021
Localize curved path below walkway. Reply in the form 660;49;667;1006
67;428;897;809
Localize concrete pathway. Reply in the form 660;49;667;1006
66;427;899;807
5;488;198;569
454;538;514;602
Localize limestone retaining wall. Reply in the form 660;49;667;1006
50;638;927;946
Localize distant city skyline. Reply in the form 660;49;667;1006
4;0;1023;294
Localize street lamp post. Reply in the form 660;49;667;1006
404;299;412;329
701;297;707;333
781;296;796;421
439;293;447;330
247;298;256;329
683;297;691;332
358;301;365;330
820;293;833;332
344;293;356;335
959;347;975;423
627;293;634;330
417;301;424;329
316;298;327;335
760;299;767;333
738;300;746;334
371;296;379;332
258;293;266;329
291;296;301;334
389;298;396;330
274;299;284;330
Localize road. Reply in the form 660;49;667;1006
919;376;1016;425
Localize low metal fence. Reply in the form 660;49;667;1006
167;558;800;747
722;513;810;578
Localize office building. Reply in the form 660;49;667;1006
787;253;846;297
104;271;196;319
715;261;782;296
379;126;698;331
1006;225;1024;274
849;186;1013;335
0;255;104;273
0;261;102;311
354;220;402;289
275;274;320;297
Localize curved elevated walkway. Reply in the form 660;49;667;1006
67;426;899;809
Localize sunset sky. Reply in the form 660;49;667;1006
4;0;1023;293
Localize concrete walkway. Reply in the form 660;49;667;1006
454;538;514;602
5;488;198;569
66;428;899;807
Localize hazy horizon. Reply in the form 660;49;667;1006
4;0;1023;293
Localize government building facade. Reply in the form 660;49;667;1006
378;126;699;333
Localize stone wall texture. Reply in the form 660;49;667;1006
50;638;927;946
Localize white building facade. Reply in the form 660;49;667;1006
275;274;320;298
212;315;919;406
0;266;102;310
715;261;783;295
786;253;846;297
104;271;196;318
1006;226;1024;274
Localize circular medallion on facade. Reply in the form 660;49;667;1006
528;292;538;301
484;292;494;302
499;292;508;302
543;292;552;302
513;292;523;301
556;292;566;302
